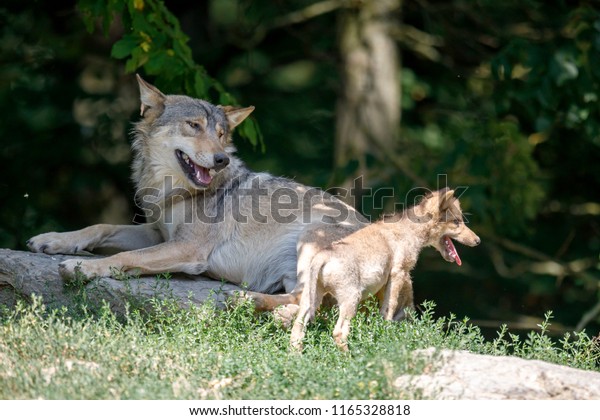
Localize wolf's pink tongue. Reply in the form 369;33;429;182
444;236;462;266
195;166;212;185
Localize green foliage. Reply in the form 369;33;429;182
78;0;262;148
492;6;600;146
399;70;547;238
490;311;599;370
461;120;545;235
0;298;597;399
0;4;105;249
393;1;599;333
1;0;599;345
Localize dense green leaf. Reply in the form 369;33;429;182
111;35;137;59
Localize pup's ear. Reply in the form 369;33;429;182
218;105;255;129
439;188;456;211
136;74;166;117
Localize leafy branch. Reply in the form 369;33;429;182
77;0;263;149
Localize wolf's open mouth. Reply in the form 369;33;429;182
443;236;462;266
176;150;212;187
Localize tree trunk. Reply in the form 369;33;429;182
334;0;402;210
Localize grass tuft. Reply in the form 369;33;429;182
0;295;598;399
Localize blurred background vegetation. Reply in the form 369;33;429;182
1;0;599;337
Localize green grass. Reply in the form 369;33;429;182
0;293;598;399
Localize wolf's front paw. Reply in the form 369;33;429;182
58;259;108;281
224;290;250;305
27;232;83;255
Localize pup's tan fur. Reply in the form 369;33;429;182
27;76;367;310
290;188;480;351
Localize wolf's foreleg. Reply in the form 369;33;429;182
58;240;207;280
27;224;163;255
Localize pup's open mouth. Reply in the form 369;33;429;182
176;150;212;187
443;236;462;266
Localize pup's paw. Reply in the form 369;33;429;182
58;259;108;282
289;324;305;352
27;232;84;255
290;339;304;353
273;304;299;329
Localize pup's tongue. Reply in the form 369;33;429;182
194;165;212;185
444;236;462;266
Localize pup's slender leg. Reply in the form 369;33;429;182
379;270;410;321
393;276;414;321
290;288;324;351
332;293;361;352
58;241;207;280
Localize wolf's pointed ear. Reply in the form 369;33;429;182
439;188;455;210
218;105;255;129
136;74;166;117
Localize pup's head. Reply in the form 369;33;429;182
414;188;481;266
134;75;254;190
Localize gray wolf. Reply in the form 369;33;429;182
290;188;481;351
27;75;367;310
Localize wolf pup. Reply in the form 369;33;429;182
27;75;367;310
290;188;480;351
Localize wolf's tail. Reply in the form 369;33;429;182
244;290;300;312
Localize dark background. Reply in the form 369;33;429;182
1;0;599;338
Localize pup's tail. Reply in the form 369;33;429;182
290;255;325;350
300;254;326;323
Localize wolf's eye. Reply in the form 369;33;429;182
187;121;201;130
217;128;225;138
453;219;461;227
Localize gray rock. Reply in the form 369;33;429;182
394;347;600;399
0;249;241;314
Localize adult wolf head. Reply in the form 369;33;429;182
132;75;254;194
27;75;367;316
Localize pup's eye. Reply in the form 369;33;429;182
454;219;461;227
187;121;201;130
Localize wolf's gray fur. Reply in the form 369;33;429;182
27;75;367;309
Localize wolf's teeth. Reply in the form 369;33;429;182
182;152;190;164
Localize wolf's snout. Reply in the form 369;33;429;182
214;153;230;170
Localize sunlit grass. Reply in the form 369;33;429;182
0;291;598;399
